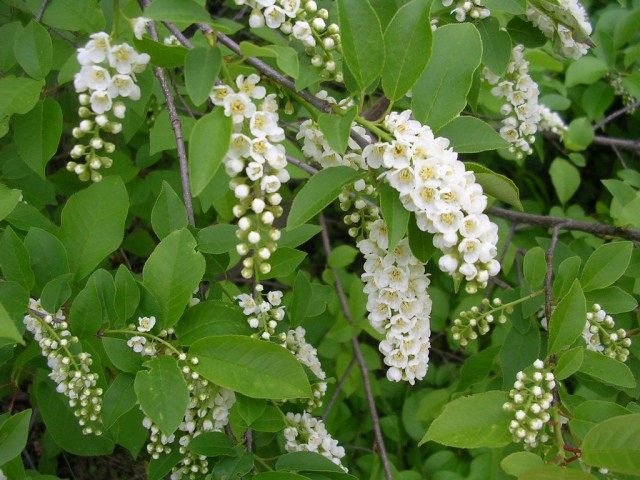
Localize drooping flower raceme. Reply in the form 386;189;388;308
284;411;347;470
363;110;501;291
68;32;149;182
235;0;342;80
582;304;631;362
286;326;327;407
526;0;592;59
212;75;288;279
503;359;556;449
358;222;433;384
24;298;104;435
441;0;490;22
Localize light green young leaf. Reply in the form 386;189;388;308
580;241;633;292
0;301;24;346
0;77;44;121
287;166;363;229
0;409;32;466
465;162;523;210
328;245;359;269
316;107;357;155
151;181;188;239
41;0;106;32
437;116;509;153
519;466;597;480
262;247;307;279
477;17;512;75
134;356;190;436
579;350;636;389
379;183;410;251
185;47;222;106
0;226;34;291
190;335;311;400
412;23;482;130
500;451;543;477
13;21;52;80
420;391;511;448
189;108;233;197
564;117;594;151
550;158;580;204
523;246;546;290
13;98;62;178
582;414;640;476
483;0;526;14
548;280;586;355
0;184;21;222
381;0;433;100
114;265;141;324
554;346;584;380
565;57;609;87
584;286;637;314
239;42;299;79
144;0;211;24
133;37;188;69
337;0;385;91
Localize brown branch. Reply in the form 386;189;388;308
594;101;640;131
142;8;195;226
34;0;49;22
592;135;640;152
322;357;356;421
544;225;564;322
488;207;640;242
286;155;318;175
319;215;393;480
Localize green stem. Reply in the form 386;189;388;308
478;289;544;321
255;456;274;472
552;405;566;462
105;329;182;355
355;115;393;142
111;0;120;40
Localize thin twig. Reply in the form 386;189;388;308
592;135;640;152
142;8;196;226
319;215;393;480
34;0;49;22
161;22;194;48
594;101;640;131
322;357;356;421
286;155;317;175
544;225;564;321
488;207;640;242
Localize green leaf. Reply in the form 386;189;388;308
437;116;508;153
263;247;307;279
564;117;594;152
379;183;410;250
151;181;188;239
500;452;543;477
236;395;267;427
483;0;526;14
197;224;237;254
523;246;546;290
580;242;633;292
276;452;347;473
185;47;222;106
190;335;311;400
144;0;211;24
550;158;580;204
572;400;631;441
133;37;188;69
279;224;322;248
134;356;189;436
40;273;73;313
565;57;609;88
0;301;24;346
287;166;363;229
316;107;357;155
584;286;637;314
0;77;44;121
0;227;34;291
548;280;586;355
189;108;233;197
506;17;547;48
187;432;236;457
328;245;359;269
465;162;523;211
337;0;385;91
13;21;52;80
579;350;636;389
0;184;21;222
102;337;145;374
519;466;597;480
254;473;309;480
69;269;115;337
239;42;299;79
24;227;69;290
41;0;106;32
554;346;584;380
175;301;251;346
60;176;129;280
477;17;512;75
381;0;433;100
420;391;511;448
114;265;140;324
412;23;482;130
13;98;63;178
0;409;31;466
582;414;640;476
553;256;581;299
408;215;435;263
142;228;205;328
251;405;287;433
102;374;137;429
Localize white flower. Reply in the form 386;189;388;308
236;74;266;100
223;93;256;124
108;74;141;100
76;65;111;91
131;17;151;40
137;316;156;333
77;32;111;64
109;43;140;74
90;90;113;114
264;5;286;29
292;21;312;41
127;335;147;353
284;412;346;470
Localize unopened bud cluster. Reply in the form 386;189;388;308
362;111;500;291
212;75;288;279
610;75;638;113
339;180;381;239
451;297;509;346
286;327;327;408
503;359;556;448
23;299;103;435
237;0;342;80
526;0;592;59
69;32;149;181
284;411;347;470
236;287;286;341
126;315;159;356
442;0;490;21
582;304;631;362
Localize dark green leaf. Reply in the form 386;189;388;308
175;301;251;346
554;346;584;380
144;0;211;24
13;21;52;79
579;350;636;389
523;246;546;290
379;183;409;250
316;107;357;155
477;17;512;75
437;116;508;153
580;242;633;292
0;226;34;290
0;409;31;466
151;181;188;239
582;414;640;476
185;47;222;106
465;162;523;210
548;280;586;355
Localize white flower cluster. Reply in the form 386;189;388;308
358;221;432;384
441;0;490;22
484;45;546;158
212;75;288;279
236;0;342;79
23;299;103;435
526;0;592;59
236;286;286;341
286;327;327;407
582;304;631;362
362;110;501;291
503;359;556;449
451;297;509;346
284;411;346;470
126;316;158;356
539;105;568;136
69;32;149;182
